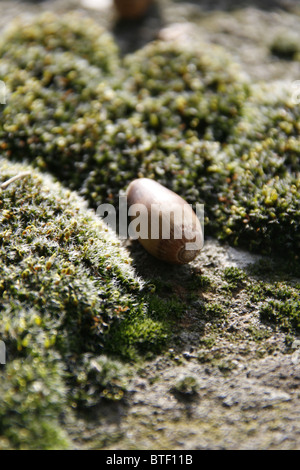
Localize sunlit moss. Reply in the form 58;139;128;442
0;157;157;449
1;14;299;257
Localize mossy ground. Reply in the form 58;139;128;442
66;242;300;450
0;5;299;449
1;12;299;258
0;157;166;448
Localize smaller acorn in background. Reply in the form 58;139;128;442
114;0;154;20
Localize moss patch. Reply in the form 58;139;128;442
0;157;168;448
270;33;300;60
0;14;299;257
248;274;300;334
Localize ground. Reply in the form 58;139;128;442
0;0;299;450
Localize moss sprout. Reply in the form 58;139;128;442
171;375;199;400
222;267;247;291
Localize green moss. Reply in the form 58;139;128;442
0;12;120;72
0;157;163;448
260;299;300;333
247;275;300;334
106;294;187;360
187;274;213;290
246;325;272;342
204;302;227;319
270;33;300;60
171;376;199;400
1;14;299;257
0;12;300;449
123;40;249;142
148;295;186;322
222;82;300;256
106;313;169;360
0;356;69;450
222;267;247;292
198;335;217;349
70;354;130;405
217;359;238;374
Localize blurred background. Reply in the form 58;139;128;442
0;0;299;81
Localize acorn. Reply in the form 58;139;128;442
114;0;153;20
126;178;203;264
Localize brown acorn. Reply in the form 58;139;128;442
114;0;153;20
126;178;203;264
